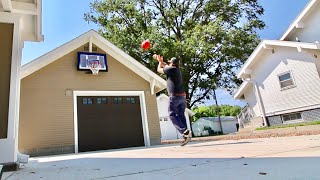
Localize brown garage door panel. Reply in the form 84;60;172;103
77;96;144;152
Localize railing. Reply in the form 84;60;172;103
0;164;3;179
237;105;254;128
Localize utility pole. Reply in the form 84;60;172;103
213;89;223;133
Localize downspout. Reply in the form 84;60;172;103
242;78;267;127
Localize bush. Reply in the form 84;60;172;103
192;105;241;122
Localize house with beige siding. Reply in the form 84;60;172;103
19;30;167;156
0;0;43;168
234;0;320;127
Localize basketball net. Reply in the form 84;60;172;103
89;62;102;75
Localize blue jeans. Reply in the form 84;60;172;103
168;95;188;134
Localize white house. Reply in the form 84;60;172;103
192;117;238;136
234;0;320;127
157;94;194;140
0;0;43;168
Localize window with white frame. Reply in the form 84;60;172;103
159;117;169;122
281;113;302;122
278;72;295;89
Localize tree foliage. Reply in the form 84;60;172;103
192;105;241;122
84;0;265;108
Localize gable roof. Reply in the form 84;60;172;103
156;94;195;116
280;0;319;40
21;29;167;92
237;40;320;79
233;81;250;100
234;40;320;99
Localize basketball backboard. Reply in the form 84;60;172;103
77;52;108;72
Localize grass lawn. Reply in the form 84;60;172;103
256;121;320;130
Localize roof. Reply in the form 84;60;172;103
156;94;195;116
237;40;320;79
21;30;167;92
234;40;320;99
233;81;250;99
0;0;43;41
280;0;319;40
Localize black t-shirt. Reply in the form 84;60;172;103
163;66;184;94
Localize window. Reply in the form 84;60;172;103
281;113;302;122
97;97;107;104
278;72;295;89
159;117;168;121
126;97;136;104
83;98;93;105
113;97;122;104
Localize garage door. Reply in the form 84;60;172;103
77;96;144;152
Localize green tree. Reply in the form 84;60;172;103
192;105;241;122
229;105;241;116
192;106;210;121
85;0;265;108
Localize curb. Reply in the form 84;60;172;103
162;130;320;144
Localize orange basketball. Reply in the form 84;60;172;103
141;39;151;50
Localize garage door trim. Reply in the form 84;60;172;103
73;91;150;153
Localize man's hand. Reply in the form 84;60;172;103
153;54;166;74
153;54;164;62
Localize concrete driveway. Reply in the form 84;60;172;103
3;135;320;180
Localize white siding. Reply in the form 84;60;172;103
251;47;320;116
192;119;215;134
286;3;320;43
156;96;192;140
157;97;168;117
221;120;238;134
244;86;260;117
192;117;238;135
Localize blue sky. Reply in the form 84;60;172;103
22;0;310;106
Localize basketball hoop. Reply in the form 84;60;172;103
89;61;102;75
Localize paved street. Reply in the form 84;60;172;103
3;135;320;180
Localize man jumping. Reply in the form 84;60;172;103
153;54;192;146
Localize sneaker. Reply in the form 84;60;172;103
180;130;192;146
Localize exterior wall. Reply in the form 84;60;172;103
0;23;13;139
286;3;320;43
145;92;161;145
267;116;282;126
157;97;168;117
19;44;161;155
250;47;320;116
243;86;260;117
192;119;215;136
301;108;320;122
157;96;191;140
220;120;238;134
0;4;42;164
192;117;237;135
0;13;25;164
267;108;320;126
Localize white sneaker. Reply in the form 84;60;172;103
180;130;192;146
